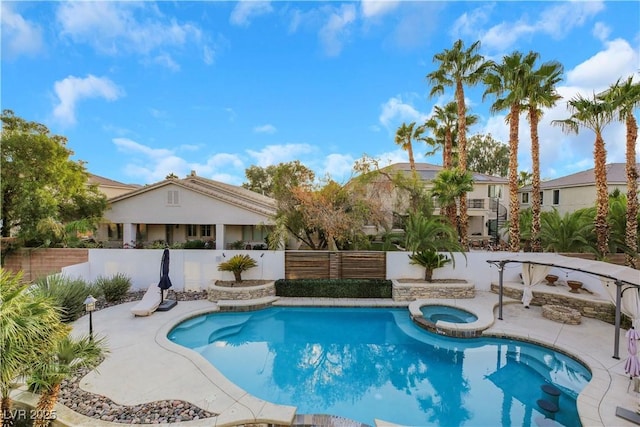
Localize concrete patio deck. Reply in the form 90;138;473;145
11;292;640;426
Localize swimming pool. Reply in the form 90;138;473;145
168;307;591;426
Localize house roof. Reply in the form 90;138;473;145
382;162;509;183
108;173;276;217
519;163;638;192
88;174;140;190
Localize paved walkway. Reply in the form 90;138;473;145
11;292;640;427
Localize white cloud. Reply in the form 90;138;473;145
566;38;638;90
230;1;273;27
246;143;316;167
360;0;400;19
254;124;277;134
56;2;213;66
318;4;356;57
1;3;44;59
592;22;611;42
114;138;245;184
52;75;124;126
152;53;180;72
379;95;428;130
321;153;355;183
473;1;605;52
450;4;493;39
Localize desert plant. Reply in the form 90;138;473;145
408;250;452;281
94;273;131;303
183;239;206;249
33;275;93;323
217;254;257;283
28;335;107;427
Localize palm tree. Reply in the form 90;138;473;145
0;269;69;427
599;76;639;268
552;93;615;257
29;335;106;427
427;39;491;248
424;102;478;170
539;208;597;253
395;122;424;176
484;51;541;253
524;59;564;252
430;168;474;234
517;170;533;187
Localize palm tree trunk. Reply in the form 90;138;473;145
32;383;60;427
625;114;638;268
1;396;13;427
444;130;453;169
407;139;416;176
455;81;469;248
508;104;521;252
594;132;609;257
529;108;542;252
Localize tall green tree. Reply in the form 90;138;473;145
599;76;640;268
523;58;564;252
430;168;474;233
0;110;106;245
242;160;315;198
466;134;509;177
395;122;424;176
552;94;615;257
0;269;69;427
484;51;539;252
424;102;478;170
29;336;106;427
427;39;491;249
539;208;597;254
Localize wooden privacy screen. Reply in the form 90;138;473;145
284;251;386;280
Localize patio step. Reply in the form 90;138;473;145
216;296;278;312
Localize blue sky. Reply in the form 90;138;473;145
2;1;638;187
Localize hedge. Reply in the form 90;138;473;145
274;278;392;298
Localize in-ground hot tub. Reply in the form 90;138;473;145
420;305;478;324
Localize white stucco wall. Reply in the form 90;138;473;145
61;249;285;291
106;183;272;225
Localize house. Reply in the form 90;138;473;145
99;171;277;249
89;174;140;198
518;163;639;215
362;163;509;243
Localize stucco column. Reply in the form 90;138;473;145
215;223;225;250
123;223;137;248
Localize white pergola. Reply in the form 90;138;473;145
487;253;640;359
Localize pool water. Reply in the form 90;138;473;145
168;307;590;426
420;305;478;323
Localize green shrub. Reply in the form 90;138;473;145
33;275;93;323
183;240;206;249
274;279;392;298
94;273;131;303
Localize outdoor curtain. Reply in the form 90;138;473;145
521;263;551;307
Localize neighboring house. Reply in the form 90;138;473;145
518;163;639;216
363;163;509;243
88;173;140;198
99;171;277;249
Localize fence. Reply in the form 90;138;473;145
284;251;386;280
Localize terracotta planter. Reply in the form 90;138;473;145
567;280;583;293
545;275;559;286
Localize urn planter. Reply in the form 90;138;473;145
567;280;583;293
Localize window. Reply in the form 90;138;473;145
200;225;212;237
553;190;560;205
107;224;122;239
242;225;268;242
540;192;544;205
521;193;529;204
167;190;180;205
187;224;198;237
488;185;502;198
